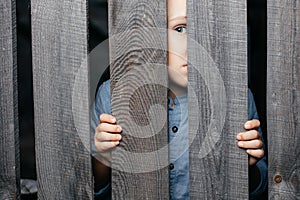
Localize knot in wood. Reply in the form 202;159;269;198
274;174;282;183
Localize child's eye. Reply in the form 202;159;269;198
174;25;187;33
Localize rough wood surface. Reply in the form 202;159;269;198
267;1;300;199
187;0;249;199
31;1;92;199
109;0;169;199
0;0;20;199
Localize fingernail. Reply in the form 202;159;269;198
246;150;250;154
236;135;241;140
117;126;122;132
111;118;116;123
238;142;243;147
115;141;119;145
245;122;251;129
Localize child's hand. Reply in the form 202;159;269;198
236;119;264;166
94;113;122;165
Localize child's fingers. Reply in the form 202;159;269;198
95;140;120;153
236;130;260;141
244;119;260;130
96;123;122;133
246;149;264;159
237;139;263;149
100;113;116;124
95;131;122;142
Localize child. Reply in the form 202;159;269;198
91;0;267;199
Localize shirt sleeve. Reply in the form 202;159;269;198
248;89;268;199
91;80;112;199
91;80;111;156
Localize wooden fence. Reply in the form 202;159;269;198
0;0;299;199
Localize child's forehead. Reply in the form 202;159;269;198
168;0;186;19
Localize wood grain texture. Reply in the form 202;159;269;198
0;0;20;199
109;0;169;199
267;1;300;199
31;1;92;199
187;0;249;199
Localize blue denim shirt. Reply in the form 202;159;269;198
91;80;268;199
168;93;189;199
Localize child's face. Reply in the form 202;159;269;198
168;0;187;95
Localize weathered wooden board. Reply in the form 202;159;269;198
187;0;249;199
267;1;300;199
31;0;92;199
0;0;20;199
109;0;169;199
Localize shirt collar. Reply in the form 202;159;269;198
168;93;188;109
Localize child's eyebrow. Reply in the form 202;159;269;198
168;16;187;23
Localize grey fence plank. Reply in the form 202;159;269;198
31;1;92;199
109;0;169;199
0;0;20;199
187;0;249;199
267;1;300;199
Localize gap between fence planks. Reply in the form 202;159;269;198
109;0;169;199
31;0;92;199
0;0;20;199
187;0;249;199
267;1;300;199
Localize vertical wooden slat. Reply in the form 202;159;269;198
188;0;248;199
109;0;169;199
267;1;300;199
0;0;20;199
31;1;92;199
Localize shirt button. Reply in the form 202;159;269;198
169;163;174;170
172;126;178;133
